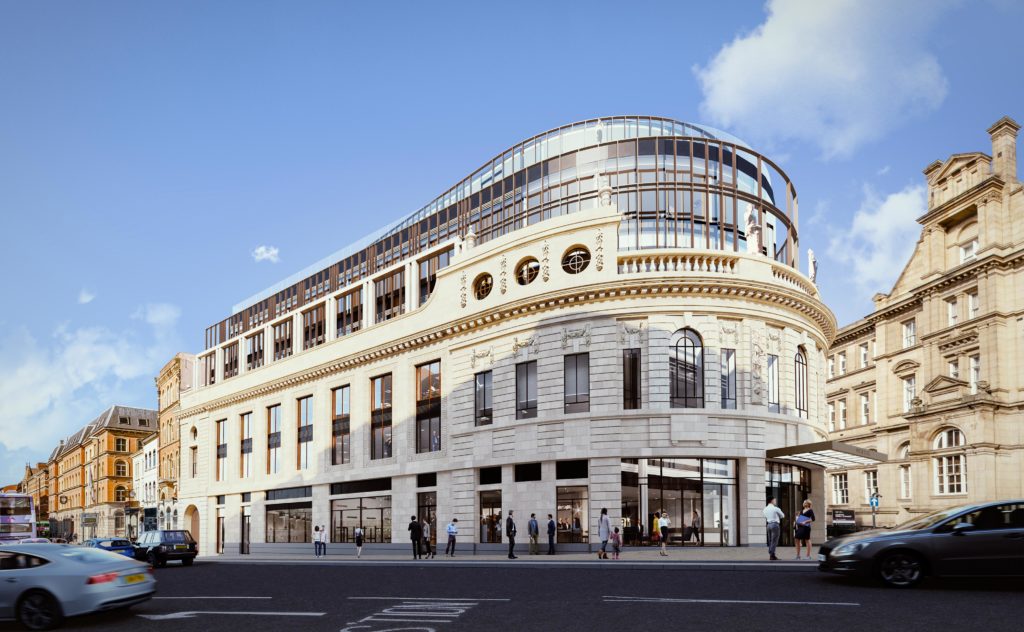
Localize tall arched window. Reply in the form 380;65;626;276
115;460;128;477
794;348;808;418
670;328;704;408
115;485;127;502
897;442;912;499
933;428;966;495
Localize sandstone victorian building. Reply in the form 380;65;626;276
825;117;1024;527
155;353;194;531
178;116;842;556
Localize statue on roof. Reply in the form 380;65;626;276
808;249;818;284
744;204;762;255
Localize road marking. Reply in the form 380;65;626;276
347;596;511;601
603;596;860;607
154;596;272;600
138;611;324;620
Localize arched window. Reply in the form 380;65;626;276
114;511;125;534
172;509;179;529
115;485;127;502
897;441;912;499
933;428;966;495
794;348;808;418
115;460;128;477
670;328;704;408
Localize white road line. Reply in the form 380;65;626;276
154;596;272;600
603;596;860;607
138;611;324;620
347;596;511;601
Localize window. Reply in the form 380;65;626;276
670;328;704;408
902;320;916;348
115;438;127;452
240;412;252;478
516;361;537;419
933;428;966;495
273;320;293;361
898;444;912;499
330;495;391;543
623;348;641;410
827;356;835;379
223;343;238;379
215;419;226;481
859;343;869;368
838;399;847;429
902;375;917;413
473;273;493;300
514;462;542;482
515;258;540;285
949;360;959;379
794;349;807;418
721;348;737;410
200;353;216;386
561;247;591;274
947;297;958;327
332;386;351;466
838;352;846;375
374;270;405;323
418;248;451;304
828;402;836;432
297;396;313;470
118;416;129;424
960;238;978;263
968;291;979;319
265;502;312;543
371;374;393;459
267;405;281;475
302;304;326;350
190;446;197;478
475;371;493;425
934;427;964;449
831;473;849;504
767;354;780;413
114;460;127;477
859;392;870;425
115;486;127;502
864;470;878;501
564;353;590;413
337;288;363;337
246;331;264;370
969;355;980;394
415;361;442;453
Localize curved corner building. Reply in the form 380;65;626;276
178;116;838;555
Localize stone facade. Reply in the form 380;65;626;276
156;353;193;530
825;116;1024;527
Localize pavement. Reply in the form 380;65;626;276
5;559;1022;631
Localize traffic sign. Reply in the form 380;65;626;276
869;496;879;508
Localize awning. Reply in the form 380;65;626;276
766;441;887;469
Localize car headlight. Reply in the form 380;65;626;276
832;541;869;557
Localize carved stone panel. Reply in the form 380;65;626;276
750;325;766;405
561;324;592;349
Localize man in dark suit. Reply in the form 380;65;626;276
506;510;518;559
408;515;422;559
547;513;557;555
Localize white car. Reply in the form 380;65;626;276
0;543;156;630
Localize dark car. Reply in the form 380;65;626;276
132;530;197;568
818;499;1024;587
83;538;134;558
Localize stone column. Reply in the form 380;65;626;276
325;296;337;342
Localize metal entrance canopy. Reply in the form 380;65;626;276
766;441;887;468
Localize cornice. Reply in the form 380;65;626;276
916;175;1004;225
180;275;835;419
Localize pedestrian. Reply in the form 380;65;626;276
763;496;785;560
445;518;459;557
651;512;661;551
610;527;622;560
422;517;434;559
528;513;540;555
320;525;328;557
658;511;671;556
408;515;423;559
597;507;611;559
794;500;815;560
506;510;518;559
546;513;556;555
355;525;364;559
313;525;322;558
690;509;702;545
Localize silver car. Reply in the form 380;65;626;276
0;543;156;630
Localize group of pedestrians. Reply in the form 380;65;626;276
313;524;365;558
763;496;816;560
506;511;559;558
407;516;438;559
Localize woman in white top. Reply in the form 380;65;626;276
355;526;364;559
659;512;671;556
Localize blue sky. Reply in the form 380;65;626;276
1;0;1022;484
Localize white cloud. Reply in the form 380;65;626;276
251;245;280;263
694;0;952;158
77;289;96;304
827;184;925;295
877;165;891;176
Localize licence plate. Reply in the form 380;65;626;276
123;573;145;585
817;554;826;562
174;544;187;550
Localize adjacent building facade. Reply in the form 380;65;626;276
179;116;837;556
131;435;159;537
156;353;193;530
825;117;1024;527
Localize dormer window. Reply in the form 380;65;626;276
960;239;978;263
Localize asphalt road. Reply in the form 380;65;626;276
3;560;1023;631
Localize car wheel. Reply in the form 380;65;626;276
147;552;159;568
878;551;925;587
182;557;194;566
17;590;64;631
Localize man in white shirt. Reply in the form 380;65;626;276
445;518;459;557
763;497;785;560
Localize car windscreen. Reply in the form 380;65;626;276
892;504;977;531
162;531;191;543
59;548;128;564
109;539;131;547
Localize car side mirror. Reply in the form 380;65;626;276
952;522;976;535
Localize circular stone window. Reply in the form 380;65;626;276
561;247;591;274
474;273;494;300
516;258;540;285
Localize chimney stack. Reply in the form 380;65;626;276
987;116;1020;182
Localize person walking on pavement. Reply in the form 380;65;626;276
546;514;556;555
320;525;328;557
658;511;671;556
610;527;622;560
313;525;322;558
355;526;364;559
408;515;423;559
445;518;459;557
506;510;518;559
794;500;815;560
764;496;785;560
528;513;540;555
422;517;434;559
690;509;703;545
597;507;611;559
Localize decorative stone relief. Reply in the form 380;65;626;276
500;256;508;294
470;346;493;369
542;241;550;282
459;272;468;308
750;326;766;405
595;229;604;272
767;328;782;355
719;321;739;347
619;320;647;345
511;335;537;358
561;324;592;349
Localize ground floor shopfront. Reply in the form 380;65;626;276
192;456;826;556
